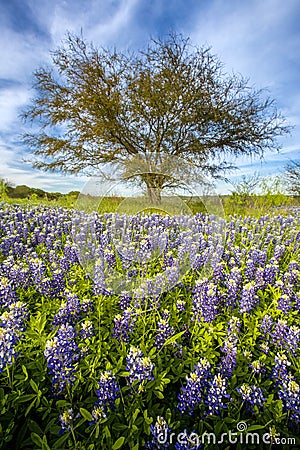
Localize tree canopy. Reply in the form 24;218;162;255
22;32;290;202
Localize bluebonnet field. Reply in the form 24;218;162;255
0;203;300;449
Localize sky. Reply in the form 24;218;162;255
0;0;300;195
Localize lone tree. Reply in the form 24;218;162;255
23;33;290;203
283;161;300;196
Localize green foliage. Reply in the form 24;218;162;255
0;204;300;449
224;175;293;217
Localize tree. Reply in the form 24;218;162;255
22;32;290;204
230;173;261;198
283;161;300;196
0;178;13;199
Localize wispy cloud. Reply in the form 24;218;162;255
0;0;299;194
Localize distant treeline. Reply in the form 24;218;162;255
6;184;80;200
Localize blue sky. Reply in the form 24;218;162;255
0;0;300;194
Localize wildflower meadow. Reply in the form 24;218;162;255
0;203;299;449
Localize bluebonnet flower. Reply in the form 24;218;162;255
63;242;78;264
219;336;238;379
1;301;29;332
271;319;289;348
244;258;256;281
81;298;94;314
113;309;136;343
250;359;266;375
163;251;175;269
227;316;241;334
177;358;211;415
271;353;291;386
218;316;240;378
288;260;300;273
125;346;154;391
213;261;226;282
145;416;172;449
204;374;230;416
239;281;259;313
13;300;29;326
176;299;186;312
295;292;300;312
255;267;265;289
278;374;300;426
260;314;273;335
104;246;116;268
0;301;28;372
273;244;286;261
59;408;74;434
93;259;111;296
91;371;120;423
174;430;202;449
52;292;82;327
225;268;242;308
38;277;53;296
59;256;70;272
164;265;180;287
263;263;279;285
236;384;265;411
51;266;65;296
192;279;219;322
91;405;107;423
161;309;170;320
155;318;175;349
277;294;293;314
285;325;300;354
0;277;17;306
0;327;19;372
80;320;94;340
145;274;167;298
119;292;132;310
260;342;270;354
29;257;47;287
44;324;79;394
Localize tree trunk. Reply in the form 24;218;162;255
146;185;162;205
143;173;164;205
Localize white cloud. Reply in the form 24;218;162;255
0;0;299;193
190;0;300;88
0;86;30;131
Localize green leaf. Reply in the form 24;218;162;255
31;432;44;446
30;379;39;393
53;432;69;448
104;425;111;439
112;436;125;449
132;408;140;422
15;394;36;403
246;424;265;432
25;399;37;417
154;391;164;399
79;408;93;422
119;371;130;377
56;400;71;408
28;420;44;436
22;365;29;381
163;331;185;347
